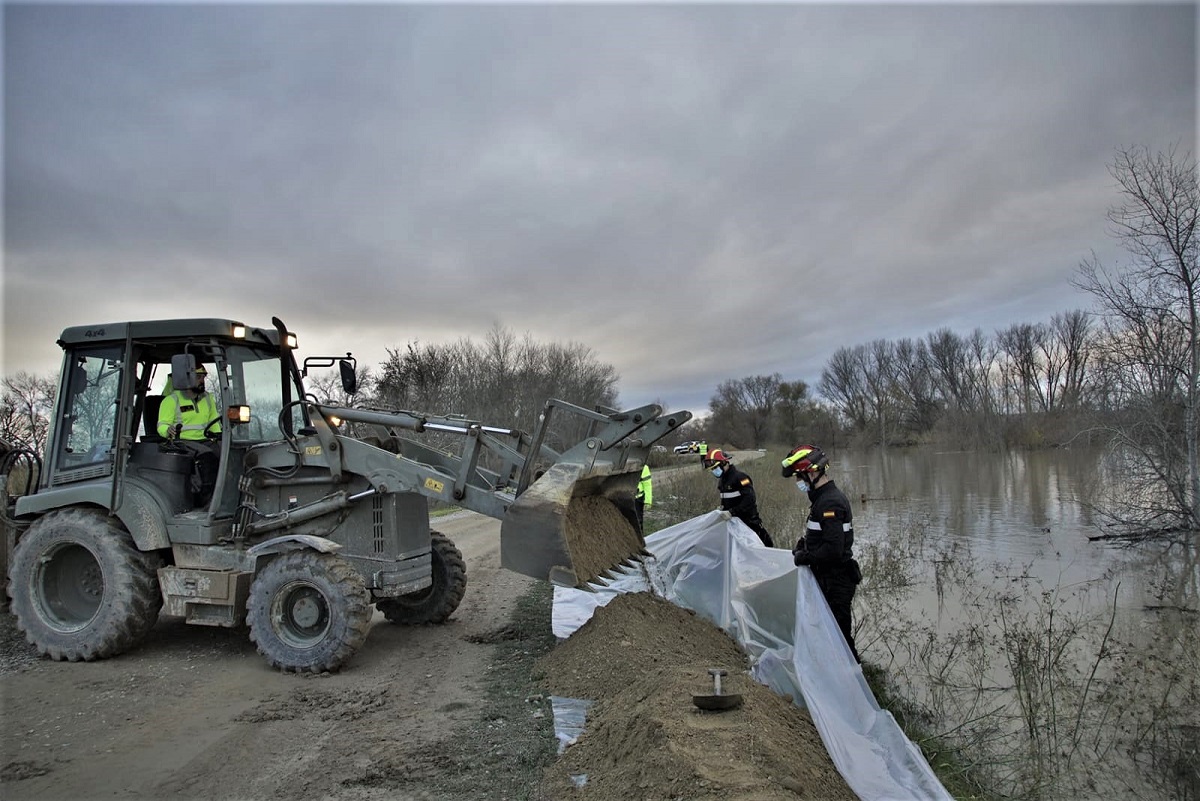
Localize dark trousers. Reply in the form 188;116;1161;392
174;440;219;507
815;566;860;663
635;499;646;534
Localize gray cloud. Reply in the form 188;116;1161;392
4;3;1195;416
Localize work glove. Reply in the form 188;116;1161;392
792;544;812;567
169;423;183;439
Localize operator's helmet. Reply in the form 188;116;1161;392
703;448;730;469
781;444;828;479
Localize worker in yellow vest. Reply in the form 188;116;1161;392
696;441;708;467
635;463;653;533
158;364;221;441
157;363;221;505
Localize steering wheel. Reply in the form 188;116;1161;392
203;417;223;440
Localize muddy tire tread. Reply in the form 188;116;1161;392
377;530;467;626
246;550;371;674
7;507;164;662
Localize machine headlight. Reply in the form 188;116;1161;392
285;333;298;349
227;405;251;423
232;323;247;339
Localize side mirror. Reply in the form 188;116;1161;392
339;357;357;396
170;354;200;392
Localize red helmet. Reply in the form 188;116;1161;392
703;448;730;468
781;444;828;478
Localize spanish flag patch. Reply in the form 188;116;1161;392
822;511;837;518
740;478;751;486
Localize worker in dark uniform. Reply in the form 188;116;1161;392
781;444;862;663
703;449;774;547
635;463;653;534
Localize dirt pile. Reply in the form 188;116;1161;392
564;495;644;586
533;591;856;801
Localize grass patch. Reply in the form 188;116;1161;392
862;661;996;800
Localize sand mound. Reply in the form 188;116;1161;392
533;591;856;800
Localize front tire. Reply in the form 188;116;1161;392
7;508;164;661
377;530;466;625
246;550;371;673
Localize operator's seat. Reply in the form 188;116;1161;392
142;395;165;442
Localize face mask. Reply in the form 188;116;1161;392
711;467;723;478
795;479;810;493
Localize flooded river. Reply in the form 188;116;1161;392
832;446;1198;800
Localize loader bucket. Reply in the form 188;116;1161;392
500;461;645;588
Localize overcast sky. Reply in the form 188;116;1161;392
3;2;1196;417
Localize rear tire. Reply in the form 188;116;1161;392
246;550;371;673
7;508;164;661
377;530;466;625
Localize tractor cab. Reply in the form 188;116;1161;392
16;319;312;545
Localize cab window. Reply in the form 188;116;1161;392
58;346;122;471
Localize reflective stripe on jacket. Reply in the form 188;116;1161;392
157;390;220;440
800;479;855;568
716;464;764;528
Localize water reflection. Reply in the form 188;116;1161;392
842;447;1126;595
838;447;1199;800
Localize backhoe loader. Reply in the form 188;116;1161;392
1;317;690;672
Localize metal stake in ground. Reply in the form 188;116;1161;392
692;667;744;711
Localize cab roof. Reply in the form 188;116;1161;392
57;319;283;349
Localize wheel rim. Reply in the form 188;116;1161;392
35;543;103;631
271;580;331;648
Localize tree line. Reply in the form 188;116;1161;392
701;309;1095;452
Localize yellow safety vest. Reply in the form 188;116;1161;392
636;464;653;507
158;390;221;441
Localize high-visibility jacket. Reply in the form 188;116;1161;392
636;464;653;507
697;442;708;457
158;389;221;441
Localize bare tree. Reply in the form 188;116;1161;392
377;340;460;411
996;322;1049;414
306;363;375;407
1048;310;1093;411
375;327;618;442
1;371;57;452
927;328;972;412
964;328;1000;418
708;374;782;448
819;346;870;431
892;337;939;434
1074;144;1199;536
774;380;811;444
863;339;898;444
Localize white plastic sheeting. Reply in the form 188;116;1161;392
551;510;953;801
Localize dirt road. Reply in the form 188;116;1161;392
1;510;543;801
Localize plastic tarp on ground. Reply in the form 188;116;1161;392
551;510;953;801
